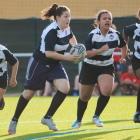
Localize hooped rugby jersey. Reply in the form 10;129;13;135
84;27;126;66
33;21;73;65
124;23;140;59
0;44;17;76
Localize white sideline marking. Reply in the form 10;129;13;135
24;124;140;140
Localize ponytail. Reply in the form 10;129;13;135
41;3;70;21
41;3;59;20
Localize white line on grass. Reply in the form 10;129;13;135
24;124;140;140
0;118;132;124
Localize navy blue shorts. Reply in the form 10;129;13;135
24;57;68;90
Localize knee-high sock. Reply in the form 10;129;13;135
136;87;140;112
44;90;66;118
12;95;29;121
94;94;110;117
77;98;88;122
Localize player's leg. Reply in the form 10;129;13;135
0;71;8;110
71;84;94;129
41;79;69;131
0;88;6;110
8;57;47;134
92;74;114;127
134;68;140;123
8;90;37;135
41;63;70;131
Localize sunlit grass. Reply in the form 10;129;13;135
0;96;139;140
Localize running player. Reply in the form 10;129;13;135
123;8;140;123
8;3;79;134
0;44;18;110
71;10;129;129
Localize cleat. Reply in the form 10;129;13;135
133;112;140;123
8;120;18;135
71;120;82;129
41;117;58;131
0;97;5;110
92;116;103;127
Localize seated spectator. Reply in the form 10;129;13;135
121;65;140;95
36;81;57;96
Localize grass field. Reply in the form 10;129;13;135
0;96;140;140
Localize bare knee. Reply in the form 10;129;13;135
80;93;91;102
22;90;37;100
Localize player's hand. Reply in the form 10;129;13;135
100;44;109;52
65;54;80;63
9;78;17;88
119;58;126;64
126;49;131;59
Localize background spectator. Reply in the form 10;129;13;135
121;65;140;95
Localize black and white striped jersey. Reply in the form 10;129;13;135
33;21;73;65
124;23;140;59
84;27;126;66
0;44;17;76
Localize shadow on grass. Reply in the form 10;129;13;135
83;119;132;126
122;136;134;140
3;127;139;140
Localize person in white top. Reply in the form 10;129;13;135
8;3;79;134
123;8;140;123
0;44;18;110
71;10;129;129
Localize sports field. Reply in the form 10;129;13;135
0;96;140;140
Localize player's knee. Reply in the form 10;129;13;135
58;86;70;94
80;93;91;102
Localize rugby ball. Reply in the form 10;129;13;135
70;43;86;64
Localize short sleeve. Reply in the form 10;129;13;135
116;32;126;48
84;33;94;50
44;29;57;51
124;24;137;38
3;50;18;66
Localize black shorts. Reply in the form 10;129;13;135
0;71;8;89
24;57;68;90
79;62;115;85
131;55;140;79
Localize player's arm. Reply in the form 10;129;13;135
84;33;108;58
44;30;79;62
86;44;109;58
9;61;18;87
116;32;130;64
69;35;77;47
123;29;129;44
3;50;18;87
45;51;79;62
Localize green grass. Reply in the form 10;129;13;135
0;96;140;140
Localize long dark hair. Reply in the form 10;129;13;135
92;10;112;28
41;3;70;21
